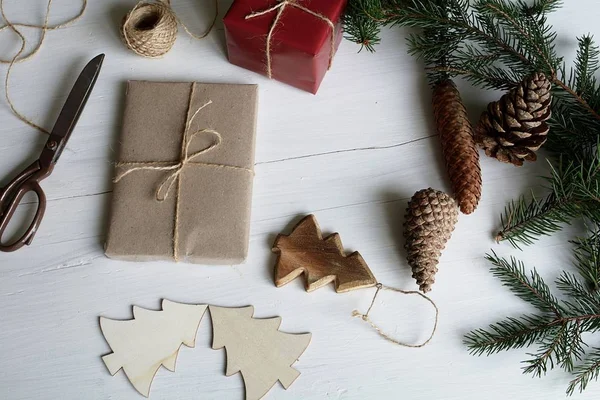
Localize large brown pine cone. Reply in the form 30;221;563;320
404;188;459;293
475;72;552;166
433;79;482;215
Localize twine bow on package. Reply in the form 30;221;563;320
105;82;259;264
223;0;347;94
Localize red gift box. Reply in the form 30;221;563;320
224;0;347;94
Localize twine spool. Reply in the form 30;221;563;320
121;1;178;58
120;0;217;59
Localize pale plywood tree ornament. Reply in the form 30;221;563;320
210;305;312;400
273;214;440;349
100;299;207;397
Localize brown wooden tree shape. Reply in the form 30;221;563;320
210;306;312;400
272;215;377;293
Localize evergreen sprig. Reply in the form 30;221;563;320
569;349;600;395
571;232;600;293
344;0;600;393
496;155;600;248
464;251;600;394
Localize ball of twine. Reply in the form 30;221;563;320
121;1;178;58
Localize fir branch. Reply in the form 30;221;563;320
495;192;576;249
568;349;600;395
545;99;600;160
351;0;533;68
553;36;600;122
560;321;586;372
520;0;562;17
573;36;600;98
465;314;556;355
523;320;586;376
553;78;600;122
572;231;600;292
343;0;383;51
467;253;600;394
522;322;568;377
486;252;563;316
465;306;598;359
404;5;532;68
474;0;557;75
496;157;600;248
427;65;520;90
557;272;600;315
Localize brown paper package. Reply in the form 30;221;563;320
105;81;259;264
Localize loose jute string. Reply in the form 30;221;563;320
1;0;88;134
352;283;439;347
245;0;335;78
121;0;218;58
113;83;254;261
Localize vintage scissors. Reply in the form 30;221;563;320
0;54;104;252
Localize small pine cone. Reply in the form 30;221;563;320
404;188;459;293
475;72;552;166
432;79;482;214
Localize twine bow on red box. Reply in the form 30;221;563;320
245;0;336;78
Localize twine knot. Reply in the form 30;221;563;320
153;125;222;201
121;0;218;58
351;310;366;320
113;100;230;201
245;0;336;78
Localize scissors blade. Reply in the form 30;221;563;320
47;54;105;164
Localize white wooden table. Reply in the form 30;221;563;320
2;1;599;399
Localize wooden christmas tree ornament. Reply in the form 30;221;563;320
100;300;207;397
210;306;312;400
273;215;439;349
272;214;377;293
100;301;312;399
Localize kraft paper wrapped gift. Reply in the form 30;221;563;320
105;81;259;264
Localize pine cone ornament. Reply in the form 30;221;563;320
404;188;459;293
475;72;552;166
432;79;482;214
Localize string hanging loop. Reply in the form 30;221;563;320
352;283;439;348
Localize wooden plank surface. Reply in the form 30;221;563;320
1;0;599;399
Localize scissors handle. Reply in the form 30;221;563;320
0;161;48;252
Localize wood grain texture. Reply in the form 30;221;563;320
2;1;600;399
101;300;207;397
273;215;377;292
210;306;311;400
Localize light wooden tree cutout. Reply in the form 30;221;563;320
272;214;377;293
100;300;207;397
210;305;312;400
